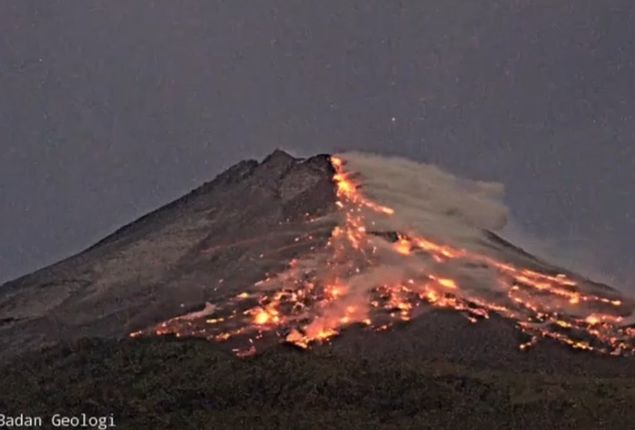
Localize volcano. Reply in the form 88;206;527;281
1;150;634;376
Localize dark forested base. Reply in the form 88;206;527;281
1;337;633;430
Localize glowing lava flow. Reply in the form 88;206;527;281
130;155;635;357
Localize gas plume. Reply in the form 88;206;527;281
131;152;635;357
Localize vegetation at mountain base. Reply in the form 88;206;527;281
1;337;634;430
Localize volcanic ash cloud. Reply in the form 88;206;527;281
338;151;509;248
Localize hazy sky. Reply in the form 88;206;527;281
1;1;633;289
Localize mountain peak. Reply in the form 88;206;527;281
0;150;338;361
1;151;633;376
262;148;297;163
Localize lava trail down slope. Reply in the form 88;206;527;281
130;152;635;362
1;150;634;376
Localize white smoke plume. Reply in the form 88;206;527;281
135;151;635;356
340;151;509;250
317;152;634;349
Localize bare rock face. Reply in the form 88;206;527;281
0;150;337;360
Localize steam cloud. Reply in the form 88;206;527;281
340;151;509;247
322;152;634;336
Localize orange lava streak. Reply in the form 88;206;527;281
130;154;635;358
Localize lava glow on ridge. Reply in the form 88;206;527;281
130;154;635;358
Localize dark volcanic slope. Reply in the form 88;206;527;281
0;150;336;360
1;150;634;378
330;309;635;377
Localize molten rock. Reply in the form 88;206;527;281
1;150;634;375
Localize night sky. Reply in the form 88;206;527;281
1;1;633;289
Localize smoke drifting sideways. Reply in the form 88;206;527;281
340;152;508;247
330;152;634;335
132;152;635;356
